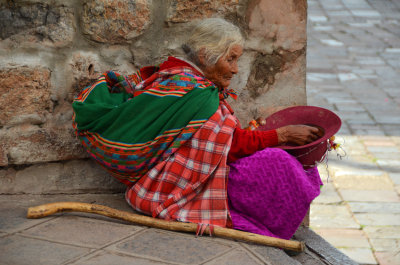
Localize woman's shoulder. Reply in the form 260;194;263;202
165;72;216;89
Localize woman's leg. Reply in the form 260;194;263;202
227;148;322;240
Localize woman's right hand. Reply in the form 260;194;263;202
276;125;321;146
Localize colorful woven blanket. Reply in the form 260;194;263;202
72;67;220;185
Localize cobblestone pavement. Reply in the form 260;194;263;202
307;0;400;264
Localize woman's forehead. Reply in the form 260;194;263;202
229;45;243;56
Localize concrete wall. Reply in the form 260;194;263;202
0;0;307;194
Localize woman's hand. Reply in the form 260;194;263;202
276;125;322;146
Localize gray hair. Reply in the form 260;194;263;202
182;18;244;67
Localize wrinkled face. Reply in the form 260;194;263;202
202;44;243;89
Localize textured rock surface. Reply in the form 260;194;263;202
166;0;240;23
81;0;151;44
0;67;52;127
0;2;75;48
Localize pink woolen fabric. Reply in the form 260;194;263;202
227;148;322;240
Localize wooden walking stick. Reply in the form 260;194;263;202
27;202;305;252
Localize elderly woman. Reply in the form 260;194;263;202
72;18;322;240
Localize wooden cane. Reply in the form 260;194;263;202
27;202;305;252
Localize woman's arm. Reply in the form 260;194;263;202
227;124;321;163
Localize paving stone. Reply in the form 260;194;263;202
246;244;301;265
294;227;358;265
370;238;400;252
109;229;232;265
376;159;400;168
338;247;378;265
312;228;371;248
313;182;342;204
363;226;400;239
310;204;360;229
374;251;400;265
22;215;141;248
0;234;91;265
203;248;263;265
0;202;55;233
340;190;400;202
291;249;327;265
349;202;400;214
355;213;400;226
72;251;172;265
389;173;400;185
334;174;393;190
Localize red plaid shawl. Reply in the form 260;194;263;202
126;104;237;227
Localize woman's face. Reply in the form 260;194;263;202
202;44;243;89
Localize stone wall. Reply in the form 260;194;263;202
0;0;307;194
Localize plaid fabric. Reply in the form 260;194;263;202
126;104;237;227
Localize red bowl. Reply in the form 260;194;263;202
258;106;341;168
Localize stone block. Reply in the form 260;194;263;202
312;182;342;204
109;229;232;264
68;51;109;101
0;125;87;166
364;226;400;239
354;213;400;226
375;251;400;265
312;228;370;248
166;0;239;23
340;190;400;202
349;202;400;214
22;215;142;248
246;244;301;265
293;227;359;265
310;204;360;229
81;0;151;44
0;2;75;48
74;251;171;265
0;159;125;194
0;66;52;127
334;174;393;190
370;238;400;252
203;248;262;265
338;247;377;265
247;0;307;53
0;234;90;265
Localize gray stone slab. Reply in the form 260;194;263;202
310;204;360;229
0;202;55;233
22;215;142;248
375;251;400;265
334;174;393;190
389;173;400;185
370;238;400;252
245;244;301;265
312;228;371;248
109;229;232;265
0;234;91;265
338;247;378;265
292;248;329;265
340;190;400;202
313;182;342;204
348;202;400;214
203;248;263;265
363;226;400;239
72;251;173;265
294;227;358;265
355;213;400;226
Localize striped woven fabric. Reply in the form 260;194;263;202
72;67;220;186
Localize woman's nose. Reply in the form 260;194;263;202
231;62;238;74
